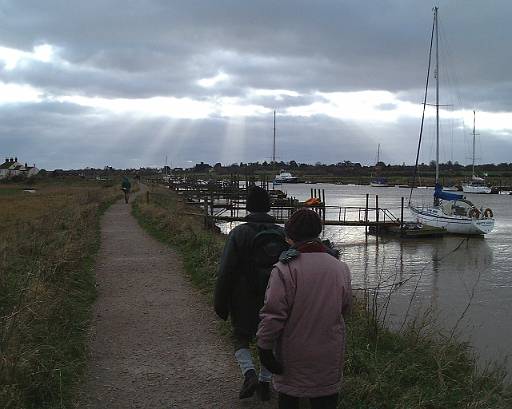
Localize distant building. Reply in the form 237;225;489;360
0;157;40;179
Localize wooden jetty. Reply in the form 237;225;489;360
162;174;446;238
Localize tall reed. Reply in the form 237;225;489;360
0;182;118;408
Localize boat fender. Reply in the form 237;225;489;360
483;208;493;218
469;208;481;219
304;197;321;206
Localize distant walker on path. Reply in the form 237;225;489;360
214;185;288;402
121;176;131;204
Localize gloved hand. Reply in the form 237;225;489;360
258;347;283;374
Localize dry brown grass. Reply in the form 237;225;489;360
0;179;119;409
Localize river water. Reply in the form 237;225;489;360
220;183;512;375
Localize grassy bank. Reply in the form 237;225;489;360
0;180;120;409
133;185;512;409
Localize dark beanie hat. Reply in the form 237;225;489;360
285;208;322;241
246;186;271;212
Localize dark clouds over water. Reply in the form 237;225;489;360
1;0;511;169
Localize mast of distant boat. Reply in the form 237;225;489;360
471;110;478;178
272;110;276;163
434;6;440;205
435;6;439;185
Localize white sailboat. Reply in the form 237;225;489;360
462;111;491;194
409;7;495;235
370;144;390;187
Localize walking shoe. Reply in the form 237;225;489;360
239;369;258;399
257;381;271;401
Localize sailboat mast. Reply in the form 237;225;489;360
272;110;276;163
472;110;476;177
435;6;440;184
377;143;380;164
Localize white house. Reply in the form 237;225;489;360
0;157;39;179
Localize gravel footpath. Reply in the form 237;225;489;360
77;198;275;408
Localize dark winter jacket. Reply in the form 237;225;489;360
214;212;284;338
121;177;131;191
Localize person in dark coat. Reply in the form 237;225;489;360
214;185;284;401
257;209;352;409
121;176;131;204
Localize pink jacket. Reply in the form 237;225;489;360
256;251;352;398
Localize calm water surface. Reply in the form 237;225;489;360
221;183;512;374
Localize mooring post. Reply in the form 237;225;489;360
365;193;369;236
375;194;379;236
401;196;404;233
310;188;313;198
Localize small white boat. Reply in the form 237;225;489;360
462;175;491;194
461;112;491;194
274;170;298;184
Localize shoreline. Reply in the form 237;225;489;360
131;183;512;408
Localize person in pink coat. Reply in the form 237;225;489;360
256;209;352;409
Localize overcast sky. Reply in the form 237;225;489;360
1;0;511;170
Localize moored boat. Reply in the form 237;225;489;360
461;112;491;194
462;175;491;194
370;177;390;187
274;170;299;184
410;185;494;235
408;7;494;235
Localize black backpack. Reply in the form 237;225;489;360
246;224;289;295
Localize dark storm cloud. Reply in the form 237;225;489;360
2;0;511;96
1;0;511;168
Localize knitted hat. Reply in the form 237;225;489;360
285;208;322;241
246;186;271;212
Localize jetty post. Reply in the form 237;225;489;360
400;197;404;233
375;195;379;236
365;194;369;236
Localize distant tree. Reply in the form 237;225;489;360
194;162;211;172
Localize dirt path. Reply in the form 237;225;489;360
77;198;274;408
